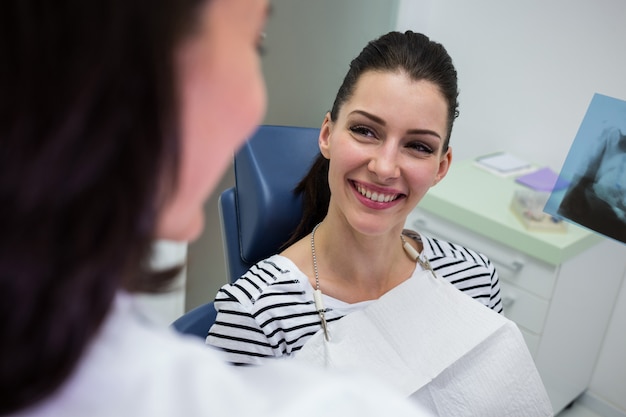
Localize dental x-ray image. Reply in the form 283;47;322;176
545;93;626;244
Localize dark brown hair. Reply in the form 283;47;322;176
284;31;460;247
0;0;204;412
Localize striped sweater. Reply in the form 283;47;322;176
206;232;503;365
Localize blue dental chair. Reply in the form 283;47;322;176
171;125;321;338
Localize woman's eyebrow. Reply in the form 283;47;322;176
350;110;385;126
350;109;441;140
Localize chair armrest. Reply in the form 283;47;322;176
171;301;217;339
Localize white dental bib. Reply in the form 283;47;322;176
294;270;553;417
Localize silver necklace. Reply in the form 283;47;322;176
310;223;436;342
310;223;330;341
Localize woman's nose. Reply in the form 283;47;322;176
367;145;400;180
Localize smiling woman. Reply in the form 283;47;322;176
207;30;502;359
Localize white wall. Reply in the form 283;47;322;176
261;0;399;128
396;0;626;412
397;0;626;171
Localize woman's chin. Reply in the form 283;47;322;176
156;212;205;243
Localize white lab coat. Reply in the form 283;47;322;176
9;292;430;417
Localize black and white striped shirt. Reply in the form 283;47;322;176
206;232;503;365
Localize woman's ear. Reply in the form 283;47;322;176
433;146;452;186
319;112;332;159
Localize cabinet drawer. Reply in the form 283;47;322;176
500;280;549;334
407;208;557;300
494;257;555;301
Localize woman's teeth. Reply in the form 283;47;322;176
356;184;398;203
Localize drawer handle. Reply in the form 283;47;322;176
412;217;524;273
492;259;524;273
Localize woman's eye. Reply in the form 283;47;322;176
349;125;376;138
407;141;434;154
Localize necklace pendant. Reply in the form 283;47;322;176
314;288;331;341
419;257;437;279
319;311;331;342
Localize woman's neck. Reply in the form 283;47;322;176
309;218;418;303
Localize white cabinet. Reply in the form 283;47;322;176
406;160;626;414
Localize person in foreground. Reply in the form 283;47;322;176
207;31;553;416
0;1;432;416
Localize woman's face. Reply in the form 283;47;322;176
319;70;452;236
157;0;270;241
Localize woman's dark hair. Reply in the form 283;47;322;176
284;31;460;247
0;0;204;412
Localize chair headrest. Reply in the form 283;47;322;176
234;125;321;263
